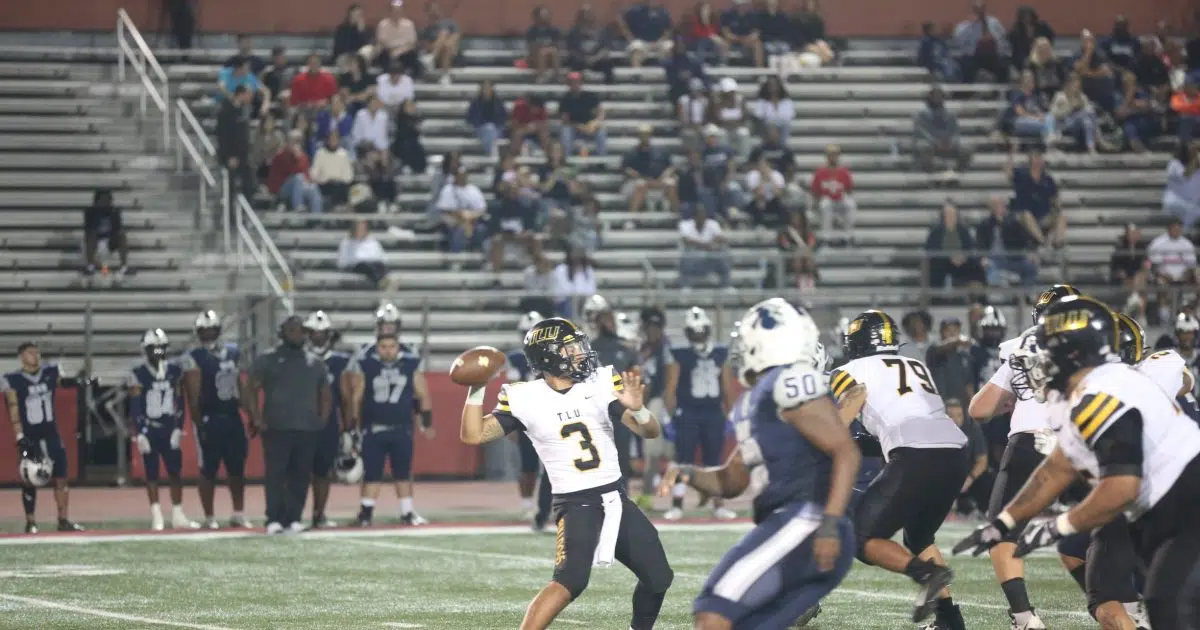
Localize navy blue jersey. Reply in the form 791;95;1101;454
125;361;184;428
505;348;537;382
672;345;729;415
321;351;351;426
1;364;62;434
178;344;241;417
348;345;422;428
639;337;675;401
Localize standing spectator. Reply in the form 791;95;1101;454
1025;37;1066;101
777;210;818;291
489;181;545;283
677;206;731;290
217;85;254;198
251;115;285;186
1172;76;1200;147
663;37;709;102
351;95;391;157
925;202;985;289
925;318;978;403
952;0;1010;83
338;54;375;113
332;4;372;63
565;6;616;85
83;189;129;276
1117;67;1161;152
375;0;421;78
1006;148;1065;247
677;77;710;151
1007;69;1053;144
1134;37;1172;101
225;34;266;74
362;149;397;213
677;149;715;219
1110;222;1150;296
1148;217;1199;288
552;246;598;317
918;22;958;81
810;143;857;241
268;130;323;213
310;131;354;208
337;220;389;287
568;195;603;254
466;80;507;157
913;87;973;176
756;0;793;61
1074;30;1118;114
682;1;727;64
558;72;606;156
376;60;415;112
315;95;354;154
1165;143;1200;228
420;1;460;83
260;47;294;114
509;93;551;154
1050;73;1107;153
752;76;794;145
744;154;786;227
711;77;749;156
622;125;677;213
899;310;934;360
525;6;563;83
435;168;488;253
976;195;1039;288
1101;16;1141;72
1006;6;1053;70
701;125;744;217
217;57;270;115
720;0;763;68
619;0;674;69
791;0;836;67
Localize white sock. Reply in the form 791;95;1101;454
672;482;687;499
399;497;414;515
360;498;376;508
520;498;534;511
150;503;163;518
171;505;187;519
231;511;243;521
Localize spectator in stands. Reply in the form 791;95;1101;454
976;195;1038;288
338;54;375;114
1165;142;1200;228
315;95;354;154
701;125;744;216
899;310;934;360
1026;37;1066;101
526;6;563;83
682;1;727;64
1051;73;1108;153
678;77;710;151
925;202;985;289
466;80;507;157
251;115;284;188
1110;222;1150;296
558;72;607;156
509;93;551;154
217;86;255;198
752;76;794;145
1172;76;1200;147
1073;30;1118;114
678;206;731;291
777;210;818;291
744;154;786;227
376;60;415;112
918;22;958;81
333;4;372;63
552;247;598;316
565;6;616;85
810;143;856;242
351;95;391;157
489;181;545;284
568;194;603;254
623;125;677;213
1006;148;1065;248
421;1;460;84
1149;217;1199;288
1007;6;1053;70
620;0;674;69
429;151;462;214
1101;16;1140;73
521;255;557;316
926;319;978;403
217;57;270;116
435;167;488;253
748;126;795;193
83;189;129;277
664;36;709;103
1007;69;1053;144
720;0;763;68
791;0;836;67
337;220;389;288
260;47;293;114
225;34;266;74
1133;37;1172;101
268;130;323;213
363;149;398;213
290;53;339;111
311;131;354;209
538;142;575;214
952;0;1010;83
712;77;750;156
390;97;427;174
677;149;713;219
913;87;973;176
376;0;421;78
757;0;793;62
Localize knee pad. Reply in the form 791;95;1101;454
902;531;934;557
1057;532;1091;561
555;569;591;600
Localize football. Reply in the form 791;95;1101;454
449;346;506;387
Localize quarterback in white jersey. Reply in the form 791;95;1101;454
459;317;672;630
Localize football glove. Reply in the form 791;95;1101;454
1014;518;1067;558
135;434;153;455
169;429;182;450
15;434;35;458
1033;428;1058;455
951;518;1011;556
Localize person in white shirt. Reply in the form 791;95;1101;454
752;75;795;145
310;132;354;208
376;61;415;111
711;77;749;156
552;247;597;317
337;220;389;287
744;154;786;227
1148;217;1198;285
1164;144;1200;229
375;0;421;77
678;206;731;290
434;168;487;253
351;96;391;154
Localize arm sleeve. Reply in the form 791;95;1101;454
1091;408;1143;479
493;384;525;434
773;363;830;410
828;367;859;399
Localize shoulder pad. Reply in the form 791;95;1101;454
1070;391;1128;445
773;362;830;409
828;365;861;399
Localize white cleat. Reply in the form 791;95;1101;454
1125;601;1151;630
1009;611;1047;630
202;518;220;530
229;515;254;529
401;512;428;526
286;522;307;535
711;506;738;520
662;507;684;521
150;508;165;532
171;509;200;529
265;522;285;535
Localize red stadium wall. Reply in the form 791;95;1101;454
3;0;1194;39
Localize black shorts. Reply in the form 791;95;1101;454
854;446;968;556
986;432;1046;539
1084;516;1140;614
362;425;414;483
196;414;248;480
312;422;340;478
517;432;540;475
140;425;183;482
27;428;69;480
1131;455;1200;629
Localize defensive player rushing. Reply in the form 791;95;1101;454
459;317;673;630
955;295;1200;629
829;309;968;628
967;284;1080;630
305;311;351;528
125;329;199;530
509;311;548;522
180;310;252;529
344;327;434;526
3;341;84;533
660;298;859;630
663;307;736;520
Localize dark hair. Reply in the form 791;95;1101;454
271;46;286;57
17;341;38;355
92;188;113;205
758;75;790;100
441;151;462;175
902;310;933;331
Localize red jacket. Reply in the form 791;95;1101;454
289;70;338;106
810;166;854;201
683;14;720;44
266;148;311;194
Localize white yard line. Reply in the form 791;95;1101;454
0;593;239;630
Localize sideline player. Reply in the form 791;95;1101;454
830;309;968;628
459;317;673;630
662;298;859;629
305;311;350;528
638;307;677;510
180;310;251;529
3;341;84;533
955;296;1200;629
126;329;198;531
510;311;545;521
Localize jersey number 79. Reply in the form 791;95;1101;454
882;358;938;396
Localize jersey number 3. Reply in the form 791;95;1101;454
561;422;601;471
882;358;938;396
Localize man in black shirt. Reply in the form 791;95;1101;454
720;0;764;67
565;7;616;84
1101;16;1140;72
259;47;292;115
622;125;678;213
1133;39;1171;100
83;189;129;277
224;34;266;74
489;182;544;286
747;126;795;178
558;72;607;156
217;86;255;199
526;6;562;83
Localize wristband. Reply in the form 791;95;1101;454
817;514;840;539
419;409;433;429
15;432;23;441
1054;512;1077;536
631;407;652;425
465;386;486;406
997;511;1017;531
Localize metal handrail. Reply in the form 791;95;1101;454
174;98;231;252
236;194;295;313
115;9;169;150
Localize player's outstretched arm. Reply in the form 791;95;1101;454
660;448;750;500
459;385;508;445
782;397;860;520
617;368;661;439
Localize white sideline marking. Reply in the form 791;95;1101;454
381;623;425;628
554;619;586;625
0;593;238;630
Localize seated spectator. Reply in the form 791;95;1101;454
1165;143;1200;228
748;125;795;178
267;130;323;213
315;95;355;153
1050;73;1109;153
83;189;129;277
351;95;391;155
1007;6;1053;70
251;114;284;186
260;47;293;113
1026;37;1066;101
552;247;598;317
565;6;616;85
428;151;462;213
925;202;985;289
620;0;674;69
1110;222;1150;299
338;54;375;113
217;86;254;198
391;98;427;174
776;209;818;291
509;93;551;154
720;0;764;68
676;149;714;219
918;22;958;81
1101;16;1140;73
678;206;731;290
332;4;372;63
711;77;750;156
810;143;856;241
677;77;710;151
362;149;397;213
337;220;389;288
682;1;727;64
217;58;270;116
1172;75;1200;147
622;125;677;213
375;0;421;77
913;87;973;176
558;72;606;156
1006;70;1053;144
1133;37;1172;102
376;60;415;112
752;75;794;145
952;0;1010;83
224;34;266;74
756;0;793;60
791;0;836;67
701;125;745;215
489;181;545;283
466;80;507;157
1006;148;1065;247
538;142;576;213
421;1;460;83
521;255;557;317
976;195;1038;288
311;131;354;208
435;168;488;253
1149;217;1199;290
744;154;786;227
526;6;563;83
1073;30;1118;113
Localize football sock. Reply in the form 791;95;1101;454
399;497;414;516
231;511;244;522
520;498;534;512
359;499;375;521
935;597;966;630
903;557;936;583
671;482;686;509
1001;578;1033;614
150;503;163;519
1068;565;1087;593
21;487;36;516
629;581;666;630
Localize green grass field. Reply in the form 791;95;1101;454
0;522;1094;629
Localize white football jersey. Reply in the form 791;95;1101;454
493;365;624;495
830;354;966;460
990;327;1051;436
1050;362;1200;521
1136;349;1194;399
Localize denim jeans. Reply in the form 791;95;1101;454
560;125;608;156
476;123;500;156
1058;110;1096;148
679;249;732;288
1013;115;1052;140
446;220;486;253
763;120;791;146
280;174;323;212
1122;114;1160;145
985;254;1038;288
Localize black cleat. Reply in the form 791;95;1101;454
791;602;821;627
24;522;38;534
355;509;372;528
56;519;84;532
912;566;954;623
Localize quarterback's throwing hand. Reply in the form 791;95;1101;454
951;518;1011;556
617;368;646;411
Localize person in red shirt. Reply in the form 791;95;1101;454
267;130;324;212
809;143;857;243
508;93;551;154
289;53;339;109
683;1;727;63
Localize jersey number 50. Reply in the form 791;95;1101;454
560;422;601;471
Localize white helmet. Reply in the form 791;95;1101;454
739;298;822;379
305;310;336;354
194;310;221;329
684;307;714;354
728;320;748;386
813;341;828;372
582;294;612;332
194;310;222;347
19;456;52;488
140;328;169;348
376;302;401;337
615;312;639;345
305;310;333;331
335;432;364;484
140;328;170;369
1175;313;1199;334
518;311;544;334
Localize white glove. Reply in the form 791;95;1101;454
1033;429;1058;455
135;434;152;455
169;429;182;450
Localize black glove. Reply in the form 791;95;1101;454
1013;518;1067;558
951;517;1011;557
16;435;37;459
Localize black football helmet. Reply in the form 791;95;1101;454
1115;312;1146;365
1035;295;1118;396
978;305;1008;348
1031;284;1081;325
523;317;598;382
842;309;901;361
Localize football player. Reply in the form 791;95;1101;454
1171;312;1200;399
180;310;251;529
829;309;968;628
966;283;1079;630
955;295;1200;629
1124;313;1200;422
344;329;434;526
459;317;672;630
305;311;350;528
663;307;735;521
580;294;639;485
2;342;84;533
126;330;198;530
660;299;859;629
638;308;677;511
509;311;548;524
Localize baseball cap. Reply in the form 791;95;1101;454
718;77;738;92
